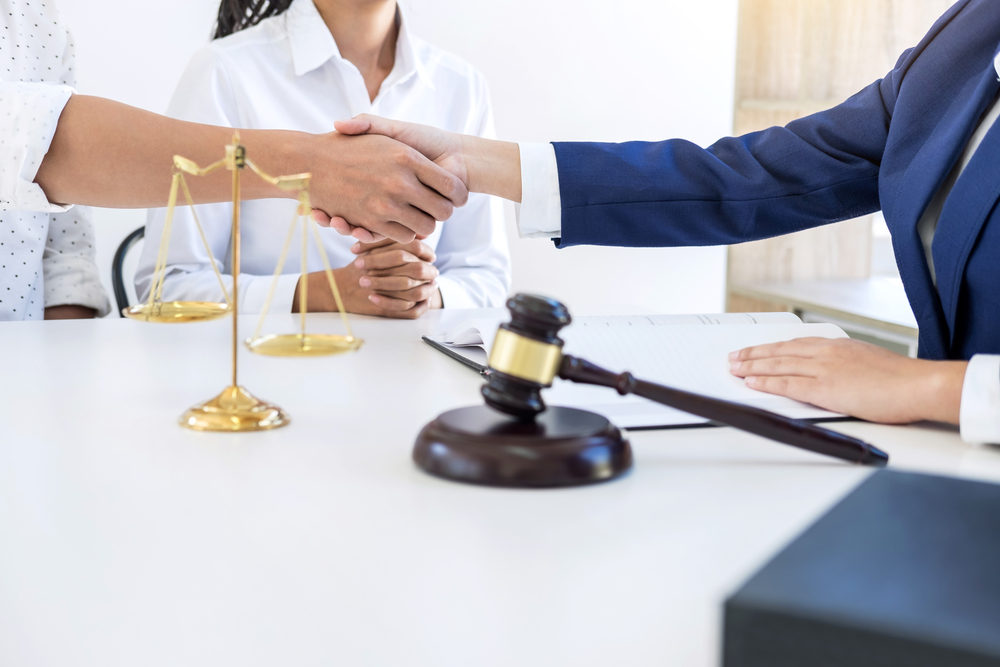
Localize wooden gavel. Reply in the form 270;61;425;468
481;294;888;467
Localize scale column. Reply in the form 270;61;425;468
230;146;241;389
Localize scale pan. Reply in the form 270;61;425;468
245;333;363;357
122;301;231;323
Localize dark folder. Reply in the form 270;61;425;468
723;470;1000;667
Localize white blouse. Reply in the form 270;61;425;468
137;0;511;313
0;0;109;318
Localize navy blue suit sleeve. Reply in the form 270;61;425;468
552;66;905;249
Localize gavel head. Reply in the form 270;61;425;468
481;294;571;420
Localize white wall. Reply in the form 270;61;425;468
58;0;737;315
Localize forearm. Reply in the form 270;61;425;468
35;95;308;208
44;305;97;320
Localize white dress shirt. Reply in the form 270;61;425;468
137;0;510;314
0;0;109;319
514;52;1000;445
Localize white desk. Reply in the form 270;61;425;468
2;310;999;667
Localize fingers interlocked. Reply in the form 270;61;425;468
352;236;440;315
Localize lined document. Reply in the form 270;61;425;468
431;313;846;428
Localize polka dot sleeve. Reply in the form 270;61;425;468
42;204;111;316
0;80;74;213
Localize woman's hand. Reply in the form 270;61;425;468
729;337;967;424
291;235;441;319
352;237;443;314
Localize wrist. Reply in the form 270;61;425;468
241;129;312;201
464;135;521;202
918;360;968;424
292;271;338;313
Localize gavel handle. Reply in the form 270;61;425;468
558;355;888;467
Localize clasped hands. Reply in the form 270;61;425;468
293;235;441;318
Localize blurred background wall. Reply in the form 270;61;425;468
57;0;737;315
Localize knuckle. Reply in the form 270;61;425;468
438;201;455;221
369;197;391;218
418;219;436;236
398;146;419;168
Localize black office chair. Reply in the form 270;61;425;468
112;226;145;317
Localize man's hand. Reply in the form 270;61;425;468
352;236;443;312
729;337;967;424
314;114;521;241
305;131;468;243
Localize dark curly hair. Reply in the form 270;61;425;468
213;0;294;39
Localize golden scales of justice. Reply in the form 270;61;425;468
123;133;363;432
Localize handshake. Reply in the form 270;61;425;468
292;116;519;318
307;115;521;244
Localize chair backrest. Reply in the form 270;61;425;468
111;226;145;317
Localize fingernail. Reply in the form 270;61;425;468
745;377;758;387
369;295;379;304
355;259;364;269
729;361;741;372
728;351;739;361
359;277;371;287
351;243;361;253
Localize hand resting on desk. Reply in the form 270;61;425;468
729;337;966;425
291;237;441;319
352;236;442;317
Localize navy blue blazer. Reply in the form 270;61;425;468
552;0;1000;361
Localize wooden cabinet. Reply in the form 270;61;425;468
728;0;955;312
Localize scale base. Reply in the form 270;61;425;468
413;406;632;488
180;385;289;432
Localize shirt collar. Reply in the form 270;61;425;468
286;0;434;90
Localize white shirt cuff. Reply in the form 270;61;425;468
514;142;562;239
959;354;1000;444
435;275;477;309
242;272;301;314
0;82;74;213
